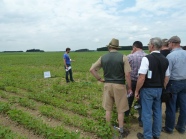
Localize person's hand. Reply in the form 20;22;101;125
135;91;140;100
98;78;105;82
127;89;133;97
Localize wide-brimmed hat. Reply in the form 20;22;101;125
168;36;181;43
107;38;120;49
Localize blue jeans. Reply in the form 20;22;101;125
165;80;186;133
140;88;162;139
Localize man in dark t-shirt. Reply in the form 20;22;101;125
160;39;170;57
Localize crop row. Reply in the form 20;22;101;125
0;124;27;139
0;101;81;139
1;85;118;125
39;105;112;138
0;89;117;138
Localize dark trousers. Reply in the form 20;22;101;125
125;80;142;122
65;65;74;82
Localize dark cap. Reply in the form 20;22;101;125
168;36;181;43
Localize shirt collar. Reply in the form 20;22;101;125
171;47;182;52
133;50;144;54
150;50;160;54
110;49;118;52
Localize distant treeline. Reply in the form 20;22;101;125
74;46;148;52
75;49;95;52
1;46;185;53
1;49;44;53
26;49;44;52
183;46;186;50
97;46;148;51
2;51;24;53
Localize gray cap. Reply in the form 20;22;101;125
168;36;181;43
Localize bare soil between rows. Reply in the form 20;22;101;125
0;96;186;139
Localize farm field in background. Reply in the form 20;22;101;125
0;51;131;139
1;51;185;139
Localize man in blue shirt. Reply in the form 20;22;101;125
162;36;186;134
63;48;74;83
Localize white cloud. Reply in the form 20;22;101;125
0;0;186;51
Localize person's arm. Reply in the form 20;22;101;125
89;57;104;82
135;57;149;99
63;55;67;69
164;66;170;88
167;55;173;75
164;76;169;88
127;54;132;66
135;74;146;99
70;59;75;62
123;55;132;94
125;71;132;94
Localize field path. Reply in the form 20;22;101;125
122;103;186;139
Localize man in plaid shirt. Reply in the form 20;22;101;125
125;41;147;127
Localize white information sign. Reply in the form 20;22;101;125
44;71;51;78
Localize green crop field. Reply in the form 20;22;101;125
0;51;134;139
1;51;186;139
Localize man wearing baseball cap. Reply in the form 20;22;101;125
162;36;186;134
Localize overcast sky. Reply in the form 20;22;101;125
0;0;186;51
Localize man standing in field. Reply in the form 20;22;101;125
135;37;169;139
63;47;75;83
90;38;132;138
162;36;186;134
125;41;147;127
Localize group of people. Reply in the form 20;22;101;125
89;36;186;139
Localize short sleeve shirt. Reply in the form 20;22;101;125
138;51;170;76
63;53;71;65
